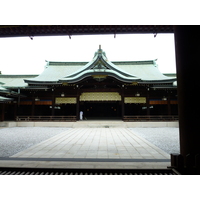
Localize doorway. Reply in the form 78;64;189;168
81;101;121;120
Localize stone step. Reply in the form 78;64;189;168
0;121;179;128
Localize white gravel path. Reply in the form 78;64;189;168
129;127;180;154
0;127;69;157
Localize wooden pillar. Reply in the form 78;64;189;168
121;86;125;119
76;88;80;120
171;25;200;174
52;89;55;116
167;91;171;115
14;102;17;120
0;103;5;121
17;88;21;115
146;87;150;115
31;94;35;116
17;88;20;107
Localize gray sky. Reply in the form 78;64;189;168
0;33;176;75
0;1;198;77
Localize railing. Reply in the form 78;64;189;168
0;167;180;175
16;116;77;122
16;115;178;122
123;115;179;121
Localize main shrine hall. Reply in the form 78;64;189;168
0;46;177;121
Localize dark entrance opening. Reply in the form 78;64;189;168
124;103;146;115
81;101;121;120
54;104;76;116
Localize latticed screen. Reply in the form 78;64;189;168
124;97;146;104
80;92;121;101
55;97;77;104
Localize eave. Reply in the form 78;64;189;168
150;85;177;89
23;80;62;86
60;69;141;84
0;96;14;102
138;78;177;84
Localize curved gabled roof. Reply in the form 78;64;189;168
60;48;140;83
24;47;176;85
114;61;174;82
24;62;85;84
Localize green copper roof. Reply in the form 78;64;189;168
60;48;140;83
0;75;37;88
0;96;13;102
23;47;176;85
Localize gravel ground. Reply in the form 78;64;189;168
129;127;180;154
0;127;180;158
0;127;69;157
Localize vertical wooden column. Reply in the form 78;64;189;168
0;103;5;121
17;88;20;106
171;25;200;174
31;94;35;116
167;91;171;115
121;86;125;119
17;88;21;115
76;87;80;120
14;102;17;120
146;87;150;115
52;89;55;116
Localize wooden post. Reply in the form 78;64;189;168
167;91;171;115
14;102;17;120
52;89;55;116
76;88;80;120
17;88;21;116
31;94;35;116
146;87;150;115
172;25;200;174
17;88;20;107
0;103;5;121
121;86;125;120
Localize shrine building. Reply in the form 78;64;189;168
0;46;177;121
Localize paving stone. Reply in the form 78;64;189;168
0;127;175;169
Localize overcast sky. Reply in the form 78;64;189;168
0;33;176;75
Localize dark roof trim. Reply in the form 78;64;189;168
150;85;177;89
138;79;176;84
0;25;174;38
0;75;38;78
49;61;87;66
23;80;62;85
112;60;155;65
21;86;50;90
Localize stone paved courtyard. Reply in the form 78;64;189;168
0;127;178;169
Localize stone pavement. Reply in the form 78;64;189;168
0;128;171;169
